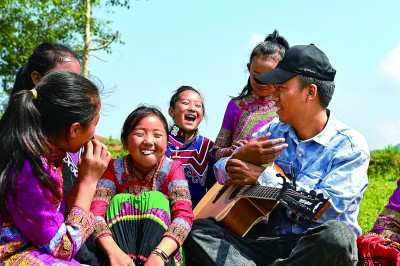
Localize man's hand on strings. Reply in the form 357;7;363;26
225;159;265;186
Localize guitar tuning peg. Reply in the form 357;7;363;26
317;193;325;200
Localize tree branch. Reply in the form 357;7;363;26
90;53;108;62
91;38;109;43
89;31;119;51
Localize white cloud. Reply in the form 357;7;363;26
380;43;400;84
377;122;400;147
251;34;264;46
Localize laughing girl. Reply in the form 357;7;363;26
90;106;193;266
166;86;216;208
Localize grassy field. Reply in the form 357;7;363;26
358;174;398;233
358;146;400;233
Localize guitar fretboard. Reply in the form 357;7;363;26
236;185;283;200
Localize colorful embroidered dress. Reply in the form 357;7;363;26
90;155;193;266
166;125;216;208
369;178;400;241
357;178;400;265
0;152;94;266
211;93;277;161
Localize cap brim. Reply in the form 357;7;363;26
255;68;298;85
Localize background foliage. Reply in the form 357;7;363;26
368;145;400;178
100;137;128;158
0;0;130;101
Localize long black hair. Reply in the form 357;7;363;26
235;29;290;99
11;42;80;94
0;71;100;214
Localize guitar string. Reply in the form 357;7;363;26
237;185;326;200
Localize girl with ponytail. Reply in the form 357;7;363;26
0;71;111;265
211;30;289;161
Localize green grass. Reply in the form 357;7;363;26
359;146;400;233
99;137;128;158
358;174;398;233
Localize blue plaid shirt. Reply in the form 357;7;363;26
214;110;370;236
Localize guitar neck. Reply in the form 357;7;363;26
238;185;283;200
238;184;330;221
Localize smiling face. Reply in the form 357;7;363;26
169;89;204;138
124;115;167;175
249;55;279;98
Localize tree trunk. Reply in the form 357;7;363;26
82;0;91;78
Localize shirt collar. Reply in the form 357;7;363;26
170;124;199;145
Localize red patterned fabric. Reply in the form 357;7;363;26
357;233;400;266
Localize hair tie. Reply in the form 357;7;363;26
30;88;37;100
264;29;279;42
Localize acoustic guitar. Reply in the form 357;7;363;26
193;164;331;236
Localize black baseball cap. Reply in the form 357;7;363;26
255;44;336;85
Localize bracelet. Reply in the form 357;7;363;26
151;250;166;263
151;247;169;263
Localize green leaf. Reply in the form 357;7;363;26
0;0;132;111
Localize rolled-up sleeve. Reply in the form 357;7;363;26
213;157;230;184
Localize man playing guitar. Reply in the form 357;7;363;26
185;44;370;266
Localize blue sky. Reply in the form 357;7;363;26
92;0;400;151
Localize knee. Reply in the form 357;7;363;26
315;220;356;252
189;218;221;238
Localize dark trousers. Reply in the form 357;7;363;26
184;218;358;266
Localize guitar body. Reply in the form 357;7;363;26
194;183;279;236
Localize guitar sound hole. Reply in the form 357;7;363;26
212;186;229;204
228;189;239;200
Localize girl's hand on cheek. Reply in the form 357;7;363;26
69;140;112;211
79;139;112;184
